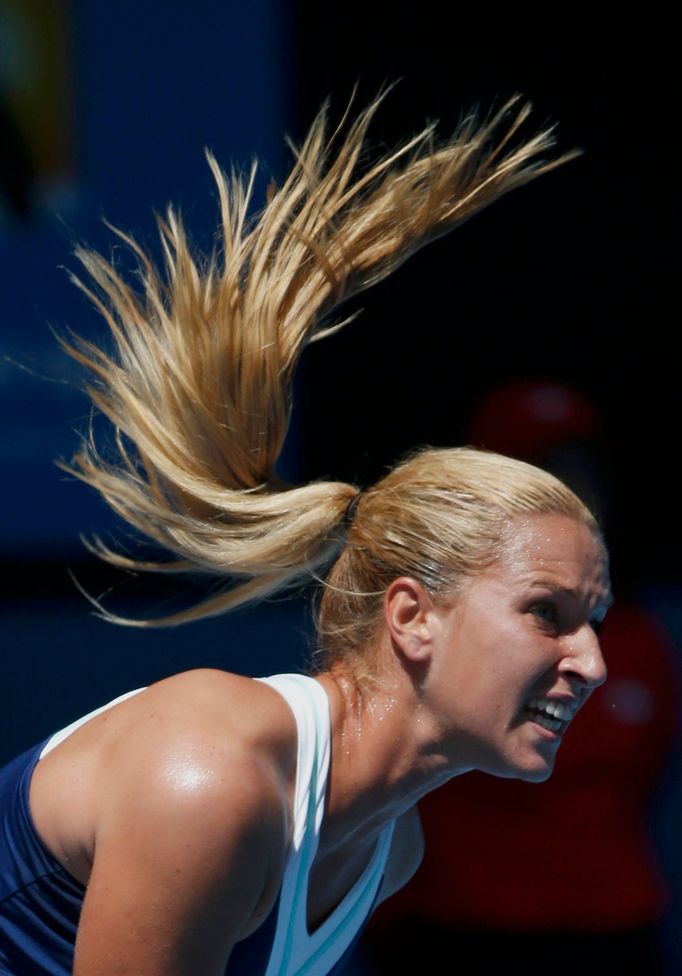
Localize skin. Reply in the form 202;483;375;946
28;512;610;975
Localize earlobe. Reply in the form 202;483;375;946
384;577;437;663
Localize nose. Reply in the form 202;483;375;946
558;624;607;689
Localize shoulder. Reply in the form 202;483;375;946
96;668;298;821
36;669;298;890
96;710;290;886
83;671;296;930
70;672;300;970
98;668;297;766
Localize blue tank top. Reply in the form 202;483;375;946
0;675;394;975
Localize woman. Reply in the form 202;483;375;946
0;94;610;975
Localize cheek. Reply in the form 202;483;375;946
480;612;532;666
455;632;522;701
444;600;546;696
487;621;556;692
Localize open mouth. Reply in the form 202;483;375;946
523;698;576;735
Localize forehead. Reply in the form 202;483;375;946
495;513;610;599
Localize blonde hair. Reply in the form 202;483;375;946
316;447;597;679
61;91;585;634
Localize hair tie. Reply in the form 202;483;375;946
343;492;362;529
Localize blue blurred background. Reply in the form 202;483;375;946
1;3;679;971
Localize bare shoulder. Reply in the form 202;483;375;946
105;671;290;803
377;806;424;906
124;667;296;744
58;670;299;972
31;669;298;892
93;669;298;839
94;677;292;892
60;668;296;771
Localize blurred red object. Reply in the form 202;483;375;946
467;380;602;459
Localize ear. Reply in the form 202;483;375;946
384;577;439;663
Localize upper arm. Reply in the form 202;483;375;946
376;805;424;908
73;742;286;976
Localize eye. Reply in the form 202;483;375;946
530;602;558;626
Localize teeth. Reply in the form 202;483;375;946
531;712;563;733
525;698;576;725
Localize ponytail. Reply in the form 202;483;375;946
61;92;576;625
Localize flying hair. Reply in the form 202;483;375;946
59;90;582;628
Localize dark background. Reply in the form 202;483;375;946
1;1;679;967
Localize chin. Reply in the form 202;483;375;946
517;763;554;784
487;753;556;783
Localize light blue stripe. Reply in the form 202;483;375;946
293;857;383;976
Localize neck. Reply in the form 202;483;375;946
314;661;467;855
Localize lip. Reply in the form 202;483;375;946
527;717;564;742
548;695;580;706
540;694;581;706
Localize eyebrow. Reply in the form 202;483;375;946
529;581;614;609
